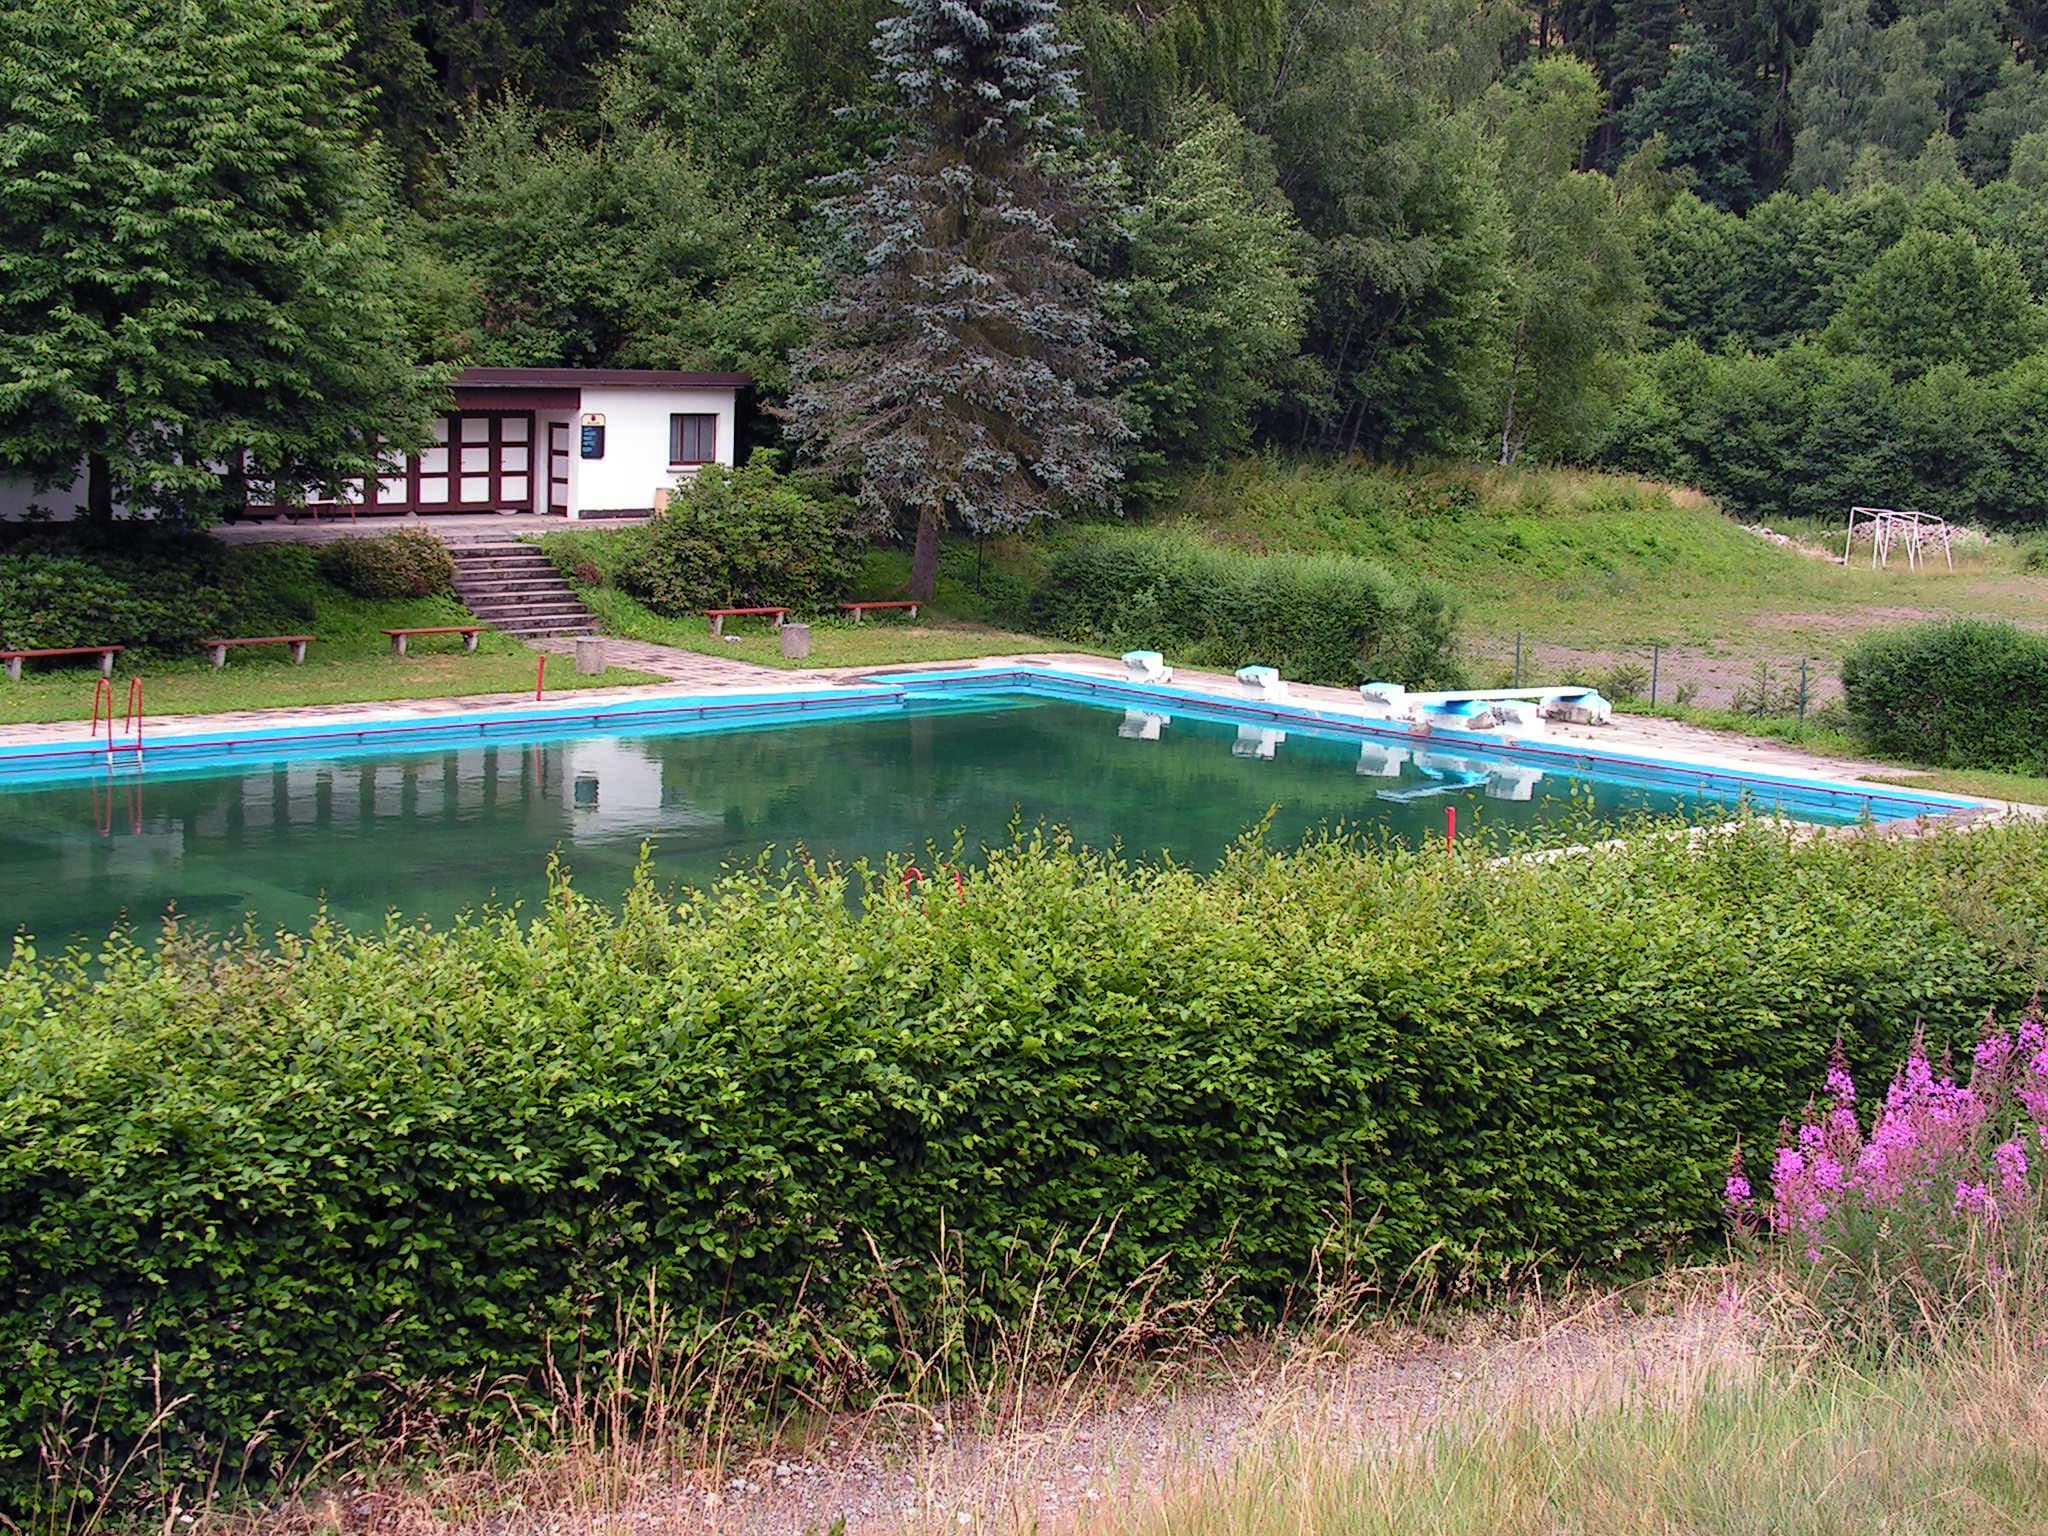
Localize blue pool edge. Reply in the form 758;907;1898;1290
0;661;1996;824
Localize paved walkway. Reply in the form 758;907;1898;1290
212;512;645;546
525;635;840;687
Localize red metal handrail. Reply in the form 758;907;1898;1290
123;677;143;758
90;676;114;754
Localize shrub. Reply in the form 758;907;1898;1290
0;529;314;656
3;819;2046;1506
1733;1007;2048;1356
1028;528;1462;688
316;529;457;598
615;457;861;615
1841;618;2048;773
1599;661;1649;703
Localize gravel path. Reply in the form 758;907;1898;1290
283;1294;1748;1536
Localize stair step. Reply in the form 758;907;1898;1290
455;583;578;598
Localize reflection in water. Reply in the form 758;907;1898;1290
0;698;1820;946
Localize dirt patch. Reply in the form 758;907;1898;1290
1468;638;1839;712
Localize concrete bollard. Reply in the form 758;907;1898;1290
574;637;606;675
780;622;812;660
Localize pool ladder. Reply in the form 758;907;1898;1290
90;677;144;759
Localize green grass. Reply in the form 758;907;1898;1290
1082;1354;2048;1536
1161;459;2048;657
0;544;660;726
537;530;1069;670
1861;766;2048;807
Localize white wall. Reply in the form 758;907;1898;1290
573;386;738;517
0;467;125;521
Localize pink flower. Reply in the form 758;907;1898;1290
1954;1180;1994;1219
1825;1041;1856;1107
1724;1145;1753;1215
1994;1136;2030;1201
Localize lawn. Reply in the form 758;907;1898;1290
1165;459;2048;659
0;544;660;726
538;530;1072;671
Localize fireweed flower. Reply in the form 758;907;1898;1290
1748;1012;2043;1241
1995;1136;2030;1201
1724;1145;1753;1215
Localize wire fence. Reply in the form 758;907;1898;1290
1476;633;1838;723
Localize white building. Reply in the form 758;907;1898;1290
0;367;749;523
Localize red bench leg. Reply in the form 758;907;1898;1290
207;644;227;669
98;652;115;678
4;658;19;683
464;630;479;653
289;640;307;664
710;614;724;636
392;634;409;657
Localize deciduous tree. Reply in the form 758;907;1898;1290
0;0;437;522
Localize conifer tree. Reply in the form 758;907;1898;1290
785;0;1127;601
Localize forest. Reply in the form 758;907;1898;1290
9;0;2048;549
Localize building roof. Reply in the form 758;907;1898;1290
455;366;753;390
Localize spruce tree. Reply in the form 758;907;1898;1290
785;0;1127;602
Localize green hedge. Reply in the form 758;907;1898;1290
1028;527;1463;688
5;821;2046;1503
316;529;456;599
1841;619;2048;774
0;530;312;656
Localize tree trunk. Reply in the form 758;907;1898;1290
86;452;114;523
909;503;943;602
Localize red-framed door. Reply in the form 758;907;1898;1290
548;422;570;514
374;412;535;513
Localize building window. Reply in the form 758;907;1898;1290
669;413;717;465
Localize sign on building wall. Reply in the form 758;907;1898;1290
580;412;606;459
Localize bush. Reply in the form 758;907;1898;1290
0;528;314;656
4;819;2046;1505
1841;619;2048;773
316;529;457;599
1028;527;1462;688
615;457;861;615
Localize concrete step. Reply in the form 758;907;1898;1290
454;581;579;598
471;608;592;624
466;606;589;622
448;556;556;573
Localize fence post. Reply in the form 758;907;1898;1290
1513;631;1522;688
1798;657;1809;722
1650;643;1660;708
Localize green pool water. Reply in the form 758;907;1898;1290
0;695;1787;947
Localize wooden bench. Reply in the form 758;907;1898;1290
704;606;787;636
2;644;122;681
200;635;313;668
838;600;921;623
382;625;480;657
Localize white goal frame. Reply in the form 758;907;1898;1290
1844;506;1954;572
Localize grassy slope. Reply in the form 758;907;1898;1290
1165;460;2048;656
0;544;659;726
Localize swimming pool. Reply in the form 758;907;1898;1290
0;665;1980;945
